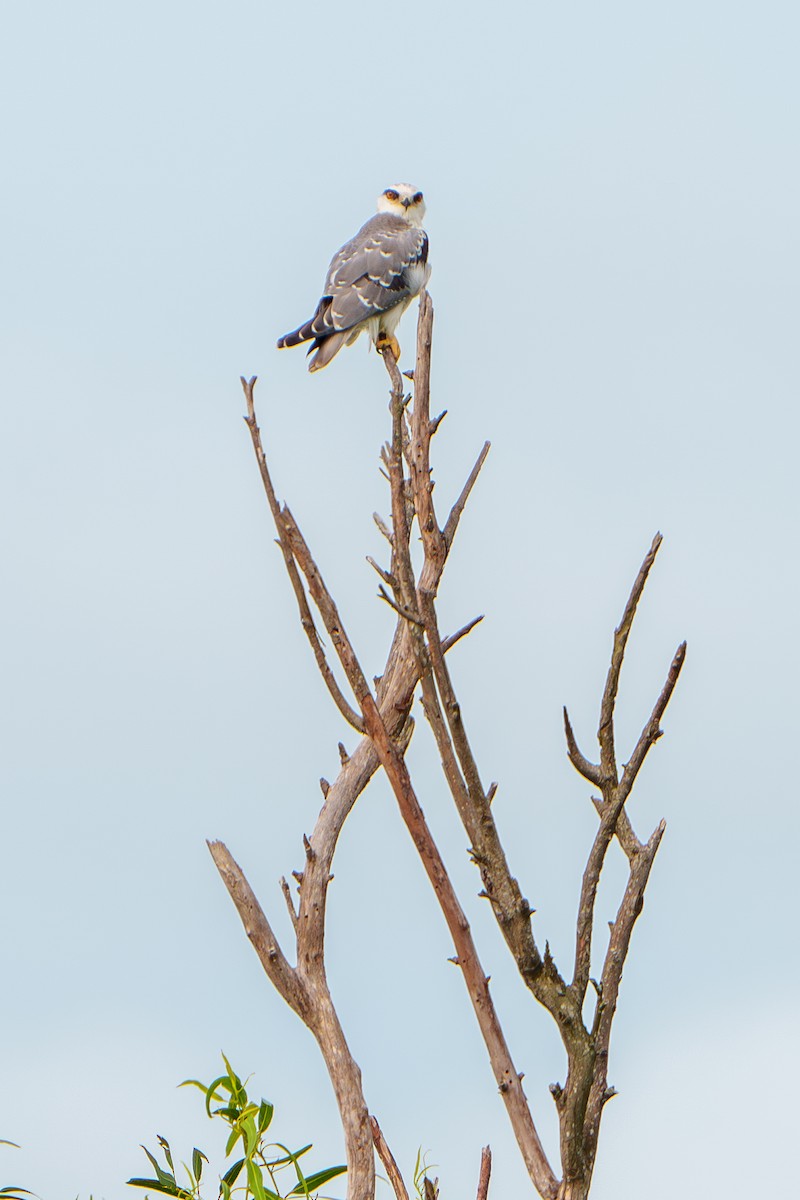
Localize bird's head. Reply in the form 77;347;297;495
377;183;426;227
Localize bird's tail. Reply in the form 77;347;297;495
277;319;315;349
307;330;349;372
277;295;333;350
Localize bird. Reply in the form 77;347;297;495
277;184;430;372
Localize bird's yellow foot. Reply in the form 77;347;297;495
376;332;401;362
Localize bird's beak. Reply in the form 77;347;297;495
401;197;411;208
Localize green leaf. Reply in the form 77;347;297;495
216;1106;241;1122
225;1125;243;1157
203;1076;232;1117
268;1145;312;1168
246;1161;267;1200
220;1183;231;1200
157;1136;175;1173
257;1102;274;1134
140;1147;176;1191
241;1115;259;1156
221;1159;245;1188
191;1149;207;1182
127;1177;181;1197
289;1165;347;1194
0;1141;21;1148
220;1055;247;1108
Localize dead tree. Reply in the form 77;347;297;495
209;294;685;1200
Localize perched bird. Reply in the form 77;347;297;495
277;184;430;372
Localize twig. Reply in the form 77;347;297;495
440;614;485;654
367;556;397;590
619;641;687;797
563;707;602;787
571;552;686;1005
597;533;663;784
280;875;298;931
443;441;491;550
370;1116;409;1200
378;585;424;627
240;377;365;735
373;512;394;545
475;1146;492;1200
208;840;302;1011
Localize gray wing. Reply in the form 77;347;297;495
323;214;428;332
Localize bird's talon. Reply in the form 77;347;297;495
377;334;402;362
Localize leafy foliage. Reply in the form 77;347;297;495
127;1057;345;1200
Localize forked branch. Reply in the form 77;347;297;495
221;296;683;1200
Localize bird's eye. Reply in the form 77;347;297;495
413;192;423;203
385;189;399;201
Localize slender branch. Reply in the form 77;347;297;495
240;377;365;734
441;614;484;653
597;533;662;784
370;1116;409;1200
377;585;423;627
367;555;397;590
419;591;553;999
208;840;304;1015
475;1146;492;1200
562;708;601;787
443;441;491;549
619;641;686;798
571;592;685;1002
280;506;374;704
373;512;394;545
580;819;666;1178
280;875;298;931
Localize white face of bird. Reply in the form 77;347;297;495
376;183;426;226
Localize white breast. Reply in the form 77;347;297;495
405;261;432;297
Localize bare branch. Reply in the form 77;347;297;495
581;819;667;1174
597;533;663;784
378;585;423;627
408;293;444;571
476;1146;492;1200
280;875;298;931
619;641;686;798
240;377;365;735
597;819;666;1048
563;707;602;786
441;614;485;654
280;505;374;704
370;1116;409;1200
443;441;491;550
366;555;397;590
373;512;394;545
418;591;552;1000
208;840;306;1017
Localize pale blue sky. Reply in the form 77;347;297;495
2;2;798;1197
